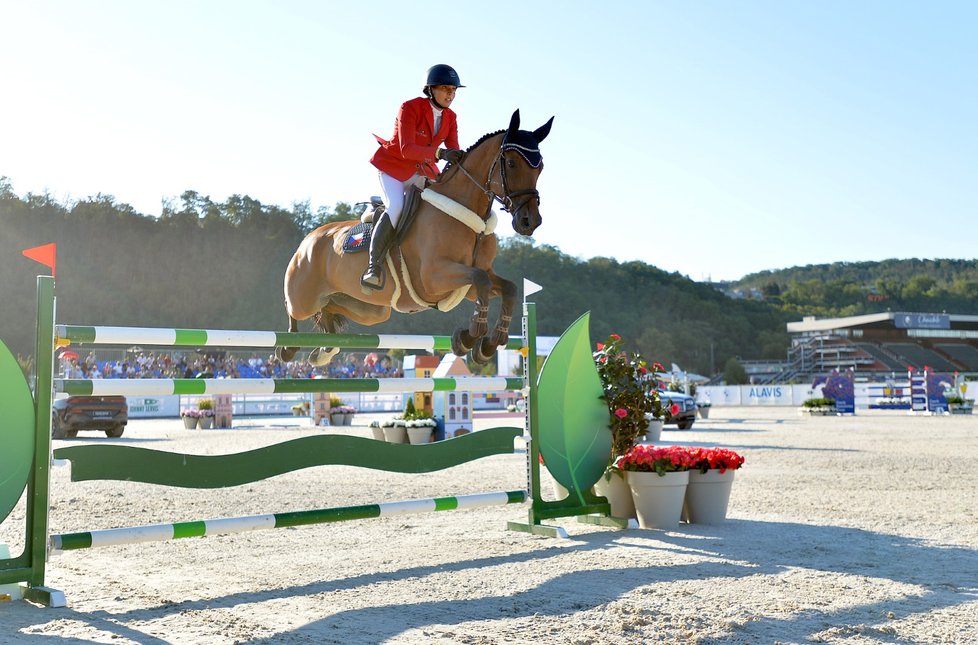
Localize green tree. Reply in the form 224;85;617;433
723;357;749;385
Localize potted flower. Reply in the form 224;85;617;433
368;420;386;441
328;396;346;425
945;395;973;415
197;398;215;429
801;397;836;416
682;446;745;524
180;407;202;429
618;444;696;529
591;333;662;519
644;393;666;443
291;401;310;416
341;405;357;425
406;415;437;444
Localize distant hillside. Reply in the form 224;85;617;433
727;259;978;319
5;179;977;376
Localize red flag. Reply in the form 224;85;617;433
21;243;57;278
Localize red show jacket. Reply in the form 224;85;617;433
370;96;459;181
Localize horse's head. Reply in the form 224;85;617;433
500;110;553;236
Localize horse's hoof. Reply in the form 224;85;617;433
277;346;298;362
451;329;473;356
471;337;496;365
308;346;340;367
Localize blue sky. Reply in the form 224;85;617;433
2;1;975;281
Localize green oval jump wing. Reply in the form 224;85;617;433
536;312;610;494
0;339;36;524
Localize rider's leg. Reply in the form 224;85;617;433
361;172;408;290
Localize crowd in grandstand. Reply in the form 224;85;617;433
59;351;403;380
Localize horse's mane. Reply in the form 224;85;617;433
430;129;506;187
465;129;506;153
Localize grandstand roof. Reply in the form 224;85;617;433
788;312;978;334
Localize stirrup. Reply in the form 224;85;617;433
360;266;386;291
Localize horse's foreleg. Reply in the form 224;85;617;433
489;276;517;347
276;315;300;362
451;270;492;357
471;275;517;364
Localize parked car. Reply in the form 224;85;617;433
52;395;128;439
659;390;697;430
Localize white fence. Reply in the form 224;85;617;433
124;391;510;418
698;382;975;408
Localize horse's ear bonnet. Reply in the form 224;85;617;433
502;110;554;169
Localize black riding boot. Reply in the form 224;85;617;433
360;212;395;291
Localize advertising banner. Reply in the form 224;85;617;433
812;370;855;414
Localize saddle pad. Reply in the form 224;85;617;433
342;221;372;253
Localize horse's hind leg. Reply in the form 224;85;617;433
276;315;300;362
308;309;342;367
471;275;517;364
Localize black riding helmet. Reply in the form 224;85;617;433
423;64;464;105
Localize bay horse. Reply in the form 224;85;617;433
278;110;553;365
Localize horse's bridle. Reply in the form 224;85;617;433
454;141;541;219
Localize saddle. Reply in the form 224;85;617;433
342;185;424;253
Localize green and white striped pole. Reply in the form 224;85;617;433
55;376;525;396
56;325;524;352
50;490;526;553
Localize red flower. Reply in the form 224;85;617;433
670;403;680;416
596;343;605;351
610;333;621;341
614;407;628;419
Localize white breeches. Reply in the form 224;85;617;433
378;171;426;228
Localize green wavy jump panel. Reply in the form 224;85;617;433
53;426;523;488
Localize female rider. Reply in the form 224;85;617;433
361;64;465;290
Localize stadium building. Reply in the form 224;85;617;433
779;312;978;381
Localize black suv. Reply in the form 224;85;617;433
659;390;697;430
52;395;128;439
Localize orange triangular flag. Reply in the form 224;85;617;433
22;243;57;278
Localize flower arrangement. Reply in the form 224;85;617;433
180;408;202;419
684;446;745;474
617;444;697;476
380;397;436;429
944;395;967;406
197;398;214;411
802;397;835;409
200;408;215;417
593;333;662;460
